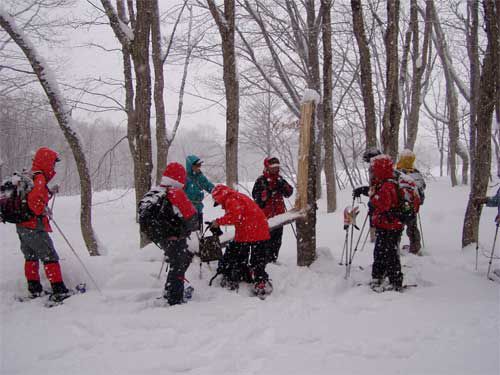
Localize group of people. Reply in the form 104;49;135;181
9;146;499;305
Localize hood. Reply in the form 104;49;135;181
396;149;416;170
32;147;59;182
211;184;233;207
186;155;201;175
160;162;186;188
370;154;394;181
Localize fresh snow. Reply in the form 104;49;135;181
1;179;499;375
301;89;321;105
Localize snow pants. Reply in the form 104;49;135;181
372;229;403;287
16;226;66;294
267;227;283;263
218;241;269;284
405;217;421;254
161;238;193;305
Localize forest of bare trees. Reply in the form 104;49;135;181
1;0;498;255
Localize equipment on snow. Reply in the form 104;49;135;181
252;280;273;300
370;283;417;293
199;222;223;263
0;171;35;224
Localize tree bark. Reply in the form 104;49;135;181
0;12;100;256
406;0;431;150
430;0;460;186
381;0;401;161
151;0;167;184
322;0;337;213
462;0;499;247
296;101;317;267
207;0;239;189
351;0;377;149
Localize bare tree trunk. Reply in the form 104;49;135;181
207;0;239;189
296;100;317;266
322;0;337;213
151;0;167;183
351;0;377;149
462;0;499;247
467;0;480;183
0;13;99;256
406;0;432;150
381;0;401;161
430;0;459;186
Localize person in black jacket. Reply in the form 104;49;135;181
252;157;293;263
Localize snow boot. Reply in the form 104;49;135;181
49;282;72;303
253;280;273;299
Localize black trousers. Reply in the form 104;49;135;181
160;238;193;305
267;227;283;263
218;241;269;283
372;229;403;287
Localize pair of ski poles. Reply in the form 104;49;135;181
476;222;499;281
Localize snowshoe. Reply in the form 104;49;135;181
370;283;417;293
252;280;273;300
220;276;239;291
14;290;49;303
44;283;87;308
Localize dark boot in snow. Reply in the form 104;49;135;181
50;282;72;303
27;280;43;298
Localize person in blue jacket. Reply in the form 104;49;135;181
474;186;500;224
185;155;215;230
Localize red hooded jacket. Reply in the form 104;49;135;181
369;155;404;231
18;147;59;232
213;185;270;243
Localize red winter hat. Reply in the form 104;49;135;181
370;154;394;181
264;157;280;168
160;162;186;188
32;147;59;182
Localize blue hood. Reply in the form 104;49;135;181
186;155;201;176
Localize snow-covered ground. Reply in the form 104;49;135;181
1;178;499;375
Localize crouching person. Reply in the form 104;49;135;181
210;184;272;297
16;147;71;302
369;155;404;292
143;162;198;306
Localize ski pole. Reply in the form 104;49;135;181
339;231;347;265
157;256;168;279
475;242;479;272
343;228;349;278
49;217;103;295
418;212;425;248
349;213;369;268
487;223;499;280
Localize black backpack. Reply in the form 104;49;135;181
137;187;185;244
0;171;35;224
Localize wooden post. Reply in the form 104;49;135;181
295;100;317;266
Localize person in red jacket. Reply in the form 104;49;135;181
210;184;272;294
158;162;198;305
16;147;71;301
369;154;404;291
252;157;293;263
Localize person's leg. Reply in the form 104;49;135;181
372;229;388;283
268;228;283;263
386;230;404;287
16;226;42;295
163;239;193;305
406;218;421;254
250;241;269;283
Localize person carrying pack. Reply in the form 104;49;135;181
5;147;72;302
138;162;198;306
210;184;273;298
396;149;426;254
368;154;405;292
252;157;293;263
184;155;214;231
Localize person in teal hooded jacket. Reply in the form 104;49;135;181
184;155;215;230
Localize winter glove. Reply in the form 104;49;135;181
49;184;60;194
352;186;369;198
495;215;500;225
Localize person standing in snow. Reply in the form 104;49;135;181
158;162;198;305
16;147;71;302
368;155;404;291
352;148;383;243
184;155;214;231
210;184;272;295
395;150;426;255
252;157;293;263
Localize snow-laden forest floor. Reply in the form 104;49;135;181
1;178;499;375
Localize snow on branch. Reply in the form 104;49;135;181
100;0;134;47
301;89;321;105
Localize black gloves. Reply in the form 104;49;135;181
352;186;369;198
